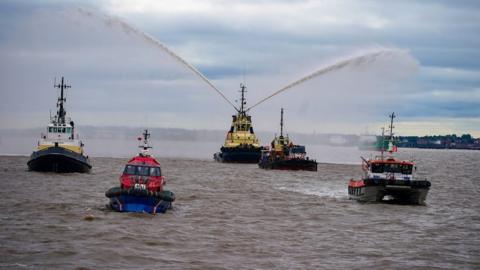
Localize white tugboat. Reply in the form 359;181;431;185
27;77;91;173
348;113;431;205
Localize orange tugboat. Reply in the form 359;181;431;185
258;108;317;171
348;113;431;205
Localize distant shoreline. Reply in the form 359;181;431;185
399;146;480;151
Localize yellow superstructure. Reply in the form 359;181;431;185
224;112;260;148
38;143;82;154
271;135;290;152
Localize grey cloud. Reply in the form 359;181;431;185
0;0;479;135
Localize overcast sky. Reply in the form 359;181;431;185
0;0;479;136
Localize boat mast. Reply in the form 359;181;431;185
388;112;396;153
280;108;284;138
239;83;247;114
140;129;152;150
380;127;385;160
54;77;71;125
388;112;395;142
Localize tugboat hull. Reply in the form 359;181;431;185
214;147;262;163
27;146;91;173
259;159;318;171
106;187;175;214
348;179;431;205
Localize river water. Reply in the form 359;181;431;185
0;149;479;269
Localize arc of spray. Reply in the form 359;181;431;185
246;50;397;112
76;8;239;111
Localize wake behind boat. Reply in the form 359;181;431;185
105;130;175;214
27;77;91;173
348;113;431;205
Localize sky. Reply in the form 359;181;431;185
0;0;479;137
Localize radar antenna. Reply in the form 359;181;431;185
238;83;247;114
388;112;395;141
380;127;385;160
53;77;71;125
140;129;152;150
280;108;284;138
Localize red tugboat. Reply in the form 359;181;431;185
258;108;317;171
105;130;175;214
348;113;431;205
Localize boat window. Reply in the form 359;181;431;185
62;127;66;133
371;163;384;173
48;127;53;132
371;163;412;174
124;165;136;175
401;165;413;174
384;164;402;173
66;127;71;133
53;127;58;133
150;167;161;176
136;166;150;176
124;165;161;176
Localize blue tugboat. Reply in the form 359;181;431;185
105;130;175;214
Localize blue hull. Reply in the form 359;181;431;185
214;146;262;163
109;195;172;214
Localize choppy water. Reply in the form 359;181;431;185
0;149;479;269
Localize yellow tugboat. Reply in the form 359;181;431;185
259;108;318;171
214;84;263;163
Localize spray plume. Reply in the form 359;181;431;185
246;49;411;112
75;8;415;115
75;8;238;111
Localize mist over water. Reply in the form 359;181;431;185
0;132;368;164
